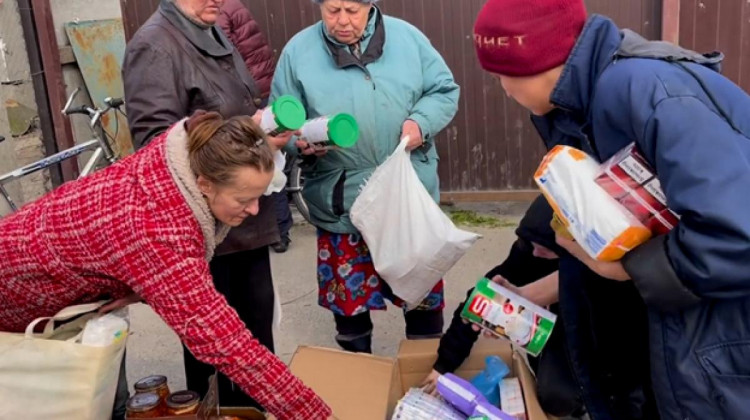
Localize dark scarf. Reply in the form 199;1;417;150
323;6;385;69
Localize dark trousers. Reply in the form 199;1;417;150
333;309;444;353
182;246;275;408
272;192;293;238
532;317;585;417
112;351;129;420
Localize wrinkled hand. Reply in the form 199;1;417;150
556;235;631;281
99;293;142;314
492;275;524;296
267;130;299;151
295;139;328;157
496;272;560;307
420;369;441;396
401;119;424;151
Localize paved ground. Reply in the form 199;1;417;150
125;205;527;392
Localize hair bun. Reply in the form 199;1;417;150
186;110;223;152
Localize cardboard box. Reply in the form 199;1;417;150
127;375;267;420
289;339;549;420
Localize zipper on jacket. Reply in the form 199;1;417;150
362;67;376;90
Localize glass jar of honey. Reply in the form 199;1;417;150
126;392;162;418
166;390;201;416
134;375;171;403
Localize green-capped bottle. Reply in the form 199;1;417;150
299;113;359;149
259;95;307;136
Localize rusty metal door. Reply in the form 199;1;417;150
65;19;133;156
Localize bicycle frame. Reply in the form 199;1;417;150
0;88;121;213
0;139;101;211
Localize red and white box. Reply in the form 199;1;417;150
595;143;680;235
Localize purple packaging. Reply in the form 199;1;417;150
437;373;488;415
473;400;516;420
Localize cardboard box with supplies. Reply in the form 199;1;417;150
289;338;549;420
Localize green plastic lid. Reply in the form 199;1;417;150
327;113;359;148
271;95;307;130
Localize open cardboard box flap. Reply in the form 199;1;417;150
289;347;401;420
289;339;549;420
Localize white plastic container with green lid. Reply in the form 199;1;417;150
300;113;359;149
259;95;307;136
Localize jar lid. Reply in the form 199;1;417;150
134;375;167;391
126;392;160;412
327;113;359;148
271;95;306;131
167;390;201;408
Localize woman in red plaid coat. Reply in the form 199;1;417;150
0;112;332;420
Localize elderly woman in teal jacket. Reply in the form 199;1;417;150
271;0;459;352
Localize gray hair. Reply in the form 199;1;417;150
311;0;379;3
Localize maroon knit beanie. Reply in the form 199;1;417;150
473;0;587;77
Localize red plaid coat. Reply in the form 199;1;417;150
0;127;330;420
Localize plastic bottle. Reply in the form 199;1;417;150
259;95;307;136
299;113;359;149
470;355;510;407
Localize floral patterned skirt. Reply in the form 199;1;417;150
317;229;444;316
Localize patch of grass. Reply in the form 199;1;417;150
446;209;516;228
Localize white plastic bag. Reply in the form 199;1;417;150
81;308;129;347
264;150;288;196
351;138;480;306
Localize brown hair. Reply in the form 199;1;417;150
185;110;275;185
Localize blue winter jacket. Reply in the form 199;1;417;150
533;15;750;420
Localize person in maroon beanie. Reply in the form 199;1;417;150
473;0;750;419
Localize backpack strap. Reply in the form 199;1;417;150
614;29;742;135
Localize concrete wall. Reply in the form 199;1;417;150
0;0;122;215
49;0;122;150
0;0;50;215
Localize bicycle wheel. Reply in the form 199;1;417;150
288;159;313;225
